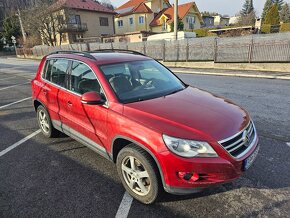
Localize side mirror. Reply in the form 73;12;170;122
81;91;105;105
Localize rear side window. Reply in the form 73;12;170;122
44;59;69;87
69;61;101;95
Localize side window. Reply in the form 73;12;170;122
70;61;101;95
51;59;69;87
44;59;69;87
44;59;54;81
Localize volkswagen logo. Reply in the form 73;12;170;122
242;130;250;146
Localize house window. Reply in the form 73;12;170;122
187;16;195;24
69;15;81;24
162;21;167;31
118;20;123;27
139;16;144;24
129;17;134;25
99;17;109;26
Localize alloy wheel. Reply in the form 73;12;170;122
121;156;151;196
38;110;50;134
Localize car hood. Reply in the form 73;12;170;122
123;86;250;141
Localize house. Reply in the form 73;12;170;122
202;15;214;28
255;18;262;30
114;0;171;34
114;0;202;34
214;15;230;27
49;0;115;45
150;2;203;32
229;16;240;25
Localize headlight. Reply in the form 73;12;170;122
163;135;218;158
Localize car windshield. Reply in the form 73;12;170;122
99;60;185;103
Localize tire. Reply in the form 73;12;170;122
36;105;59;138
116;144;161;204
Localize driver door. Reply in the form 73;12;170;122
58;60;108;153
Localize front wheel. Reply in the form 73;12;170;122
116;145;161;204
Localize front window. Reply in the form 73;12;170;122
99;60;185;103
139;16;144;24
69;61;102;95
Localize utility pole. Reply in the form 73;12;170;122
16;8;27;44
174;0;178;40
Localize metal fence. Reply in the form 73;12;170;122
17;32;290;63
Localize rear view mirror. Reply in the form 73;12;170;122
81;91;105;105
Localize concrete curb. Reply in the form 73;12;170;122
162;61;290;73
172;70;290;80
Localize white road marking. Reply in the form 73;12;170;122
0;130;41;157
286;143;290;148
0;76;16;81
0;97;32;109
0;82;30;91
115;192;133;218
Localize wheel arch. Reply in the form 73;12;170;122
33;99;44;111
111;135;166;188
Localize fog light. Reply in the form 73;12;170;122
177;172;199;182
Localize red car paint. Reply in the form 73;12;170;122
32;52;259;194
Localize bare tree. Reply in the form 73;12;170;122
22;0;71;46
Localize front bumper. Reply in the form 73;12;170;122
159;139;259;194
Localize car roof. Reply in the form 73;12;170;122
46;51;152;65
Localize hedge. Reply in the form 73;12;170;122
280;23;290;32
261;24;271;33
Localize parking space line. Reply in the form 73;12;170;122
0;82;30;91
115;192;133;218
0;130;41;157
0;76;16;81
0;97;32;110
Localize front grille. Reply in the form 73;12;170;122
219;121;256;158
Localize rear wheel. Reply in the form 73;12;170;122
37;105;59;138
116;145;161;204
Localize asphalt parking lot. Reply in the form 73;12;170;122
0;57;290;218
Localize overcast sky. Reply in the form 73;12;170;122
110;0;290;17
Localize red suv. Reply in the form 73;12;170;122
31;50;259;204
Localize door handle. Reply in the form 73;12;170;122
67;101;73;107
43;89;48;95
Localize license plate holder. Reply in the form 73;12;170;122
243;145;260;171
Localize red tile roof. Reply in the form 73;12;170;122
115;0;171;17
115;0;145;11
150;2;202;27
52;0;115;14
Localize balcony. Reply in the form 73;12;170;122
60;23;88;33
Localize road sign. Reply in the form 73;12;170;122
12;39;17;44
11;36;16;40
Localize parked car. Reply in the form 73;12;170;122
31;50;259;204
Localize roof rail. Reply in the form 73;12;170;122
91;49;146;56
49;50;96;60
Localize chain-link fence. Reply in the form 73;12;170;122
17;32;290;63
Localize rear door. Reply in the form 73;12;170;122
40;59;70;127
58;60;109;155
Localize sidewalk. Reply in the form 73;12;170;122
170;67;290;80
5;56;290;80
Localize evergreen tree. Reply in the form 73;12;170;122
262;0;273;19
241;0;254;16
280;3;290;23
272;0;284;11
264;4;280;25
